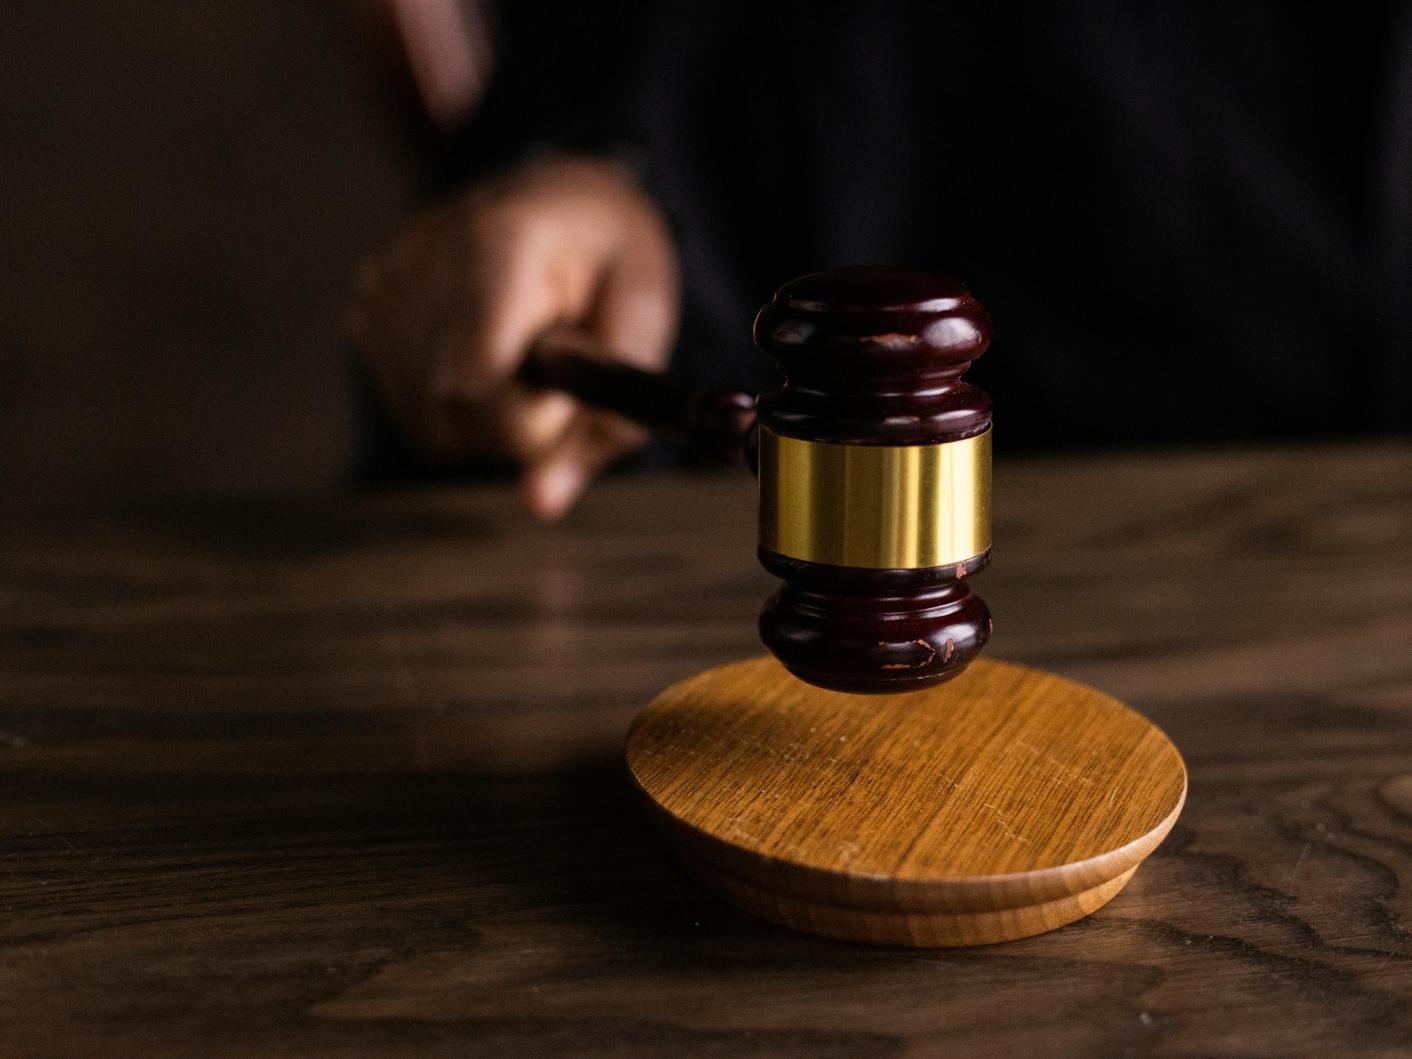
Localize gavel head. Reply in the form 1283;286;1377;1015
753;266;993;693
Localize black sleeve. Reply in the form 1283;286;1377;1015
437;0;659;189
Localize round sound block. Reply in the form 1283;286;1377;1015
626;656;1186;947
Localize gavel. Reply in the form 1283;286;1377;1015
520;266;993;694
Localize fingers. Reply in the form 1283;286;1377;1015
431;217;563;405
588;199;681;372
418;216;582;463
521;408;649;521
439;385;578;464
512;236;677;518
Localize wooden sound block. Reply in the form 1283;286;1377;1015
626;656;1186;947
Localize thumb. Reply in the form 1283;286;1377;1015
521;409;648;521
587;213;680;372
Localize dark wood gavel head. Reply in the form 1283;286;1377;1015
753;266;993;693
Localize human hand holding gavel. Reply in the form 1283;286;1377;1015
345;152;680;519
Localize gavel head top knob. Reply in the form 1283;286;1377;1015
753;267;994;694
753;266;992;446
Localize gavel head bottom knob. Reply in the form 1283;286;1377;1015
757;553;992;694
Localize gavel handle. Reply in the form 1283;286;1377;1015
519;337;757;467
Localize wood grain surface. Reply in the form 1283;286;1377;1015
628;656;1186;945
2;441;1411;1056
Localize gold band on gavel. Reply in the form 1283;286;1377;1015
758;426;992;569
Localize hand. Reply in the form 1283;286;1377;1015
345;153;680;519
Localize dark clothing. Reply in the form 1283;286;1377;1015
452;1;1412;450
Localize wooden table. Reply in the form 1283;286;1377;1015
4;443;1411;1057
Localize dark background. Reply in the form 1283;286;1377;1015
1;2;421;507
3;2;1408;510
